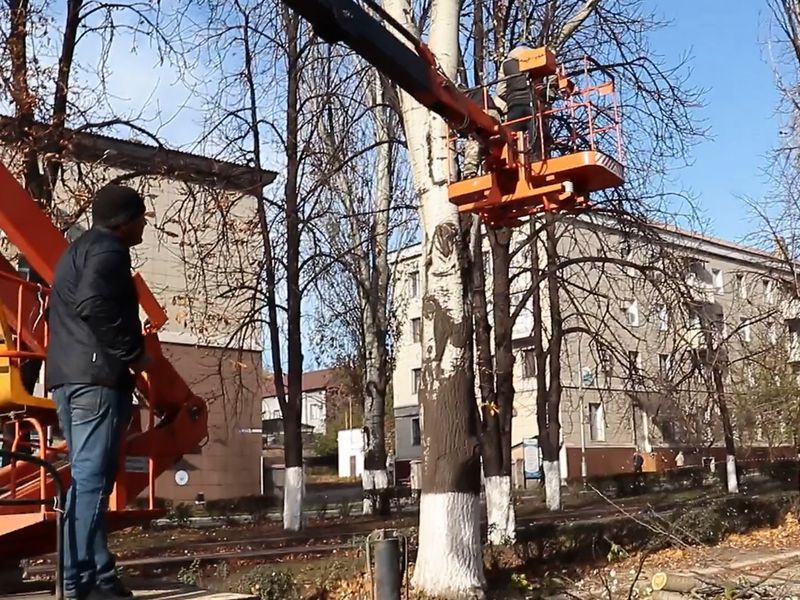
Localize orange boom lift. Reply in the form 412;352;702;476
283;0;624;226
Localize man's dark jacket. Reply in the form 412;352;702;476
46;227;144;391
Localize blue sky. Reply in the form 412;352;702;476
652;0;782;243
66;2;783;248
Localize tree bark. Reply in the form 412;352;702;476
475;226;516;544
282;6;305;530
384;0;486;595
712;365;739;493
540;215;563;511
361;70;392;516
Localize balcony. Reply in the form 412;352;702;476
685;271;715;305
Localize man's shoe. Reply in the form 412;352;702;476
96;577;134;599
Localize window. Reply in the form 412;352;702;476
411;417;421;446
521;348;536;379
411;318;422;343
656;304;668;332
658;353;671;377
660;420;677;443
789;321;800;361
482;250;491;276
740;317;751;343
622;299;640;327
589;402;605;442
712;268;724;294
736;274;747;300
621;244;636;276
409;270;420;298
411;368;421;394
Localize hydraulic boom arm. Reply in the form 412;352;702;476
283;0;512;155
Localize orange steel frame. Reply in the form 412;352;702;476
0;163;208;561
447;48;625;226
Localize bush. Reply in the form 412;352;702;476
177;560;202;586
171;503;192;525
234;566;298;600
671;505;727;544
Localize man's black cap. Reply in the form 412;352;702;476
92;184;146;228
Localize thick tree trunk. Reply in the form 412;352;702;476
413;222;484;597
383;0;485;594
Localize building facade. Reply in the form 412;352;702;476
391;215;796;480
0;126;275;502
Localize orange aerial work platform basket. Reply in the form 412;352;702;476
448;48;625;227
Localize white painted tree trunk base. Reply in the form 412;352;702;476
726;454;739;494
362;468;389;514
485;475;516;545
283;466;304;531
412;492;486;599
544;460;562;512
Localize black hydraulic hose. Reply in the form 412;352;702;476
0;448;64;600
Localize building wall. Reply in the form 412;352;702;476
150;343;264;502
390;216;795;479
262;389;328;433
395;405;422;462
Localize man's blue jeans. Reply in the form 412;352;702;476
54;384;132;598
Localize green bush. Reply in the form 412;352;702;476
177;560;202;586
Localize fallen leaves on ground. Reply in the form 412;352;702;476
723;512;800;550
607;512;800;590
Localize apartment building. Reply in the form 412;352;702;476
0;124;275;501
392;215;796;480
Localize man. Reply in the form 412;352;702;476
496;45;535;133
497;45;558;157
47;184;151;600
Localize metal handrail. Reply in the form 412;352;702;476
0;448;64;600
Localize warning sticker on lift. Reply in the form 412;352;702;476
125;456;149;473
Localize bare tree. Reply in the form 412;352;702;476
463;0;704;518
382;0;486;595
311;56;415;514
0;1;181;212
174;0;342;531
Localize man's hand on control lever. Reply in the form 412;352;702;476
130;353;153;373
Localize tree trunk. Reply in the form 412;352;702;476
361;70;392;516
283;408;304;530
362;329;389;514
538;215;563;512
480;227;516;544
384;0;486;595
712;365;738;493
283;7;304;530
